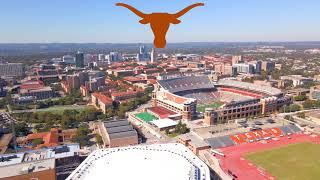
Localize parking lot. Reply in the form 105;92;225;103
193;117;289;140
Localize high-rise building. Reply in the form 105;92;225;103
214;63;234;76
138;45;150;61
150;48;157;63
67;75;80;90
78;72;89;86
98;54;105;61
232;55;243;65
62;55;75;64
261;61;276;73
75;51;85;68
0;63;24;77
0;78;7;97
248;61;262;74
108;52;122;63
233;63;255;74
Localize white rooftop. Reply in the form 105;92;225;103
0;144;80;167
67;143;210;180
0;158;55;178
151;119;178;129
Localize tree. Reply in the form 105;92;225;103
34;124;46;132
280;104;301;113
72;124;91;147
260;70;268;80
294;95;308;101
105;108;114;118
13;122;30;137
95;134;103;146
284;115;294;121
302;100;320;109
297;112;306;119
174;121;189;135
32;139;44;147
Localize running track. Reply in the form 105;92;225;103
215;133;320;180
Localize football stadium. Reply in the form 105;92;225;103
66;143;210;180
153;75;291;124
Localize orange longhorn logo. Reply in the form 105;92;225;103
116;3;204;48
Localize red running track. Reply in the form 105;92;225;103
216;133;320;180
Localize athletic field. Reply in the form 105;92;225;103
245;143;320;180
36;105;93;114
135;112;158;122
197;102;223;112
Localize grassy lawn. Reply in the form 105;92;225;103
164;132;180;138
135;112;158;122
245;143;320;180
197;102;224;112
35;105;94;114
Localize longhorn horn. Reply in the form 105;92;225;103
116;3;147;18
173;3;204;18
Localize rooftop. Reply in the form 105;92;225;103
92;93;113;105
179;133;209;148
0;158;55;178
66;143;210;180
104;120;138;140
150;119;178;129
0;144;80;167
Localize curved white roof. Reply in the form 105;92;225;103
67;143;210;180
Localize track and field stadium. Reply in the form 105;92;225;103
213;131;320;180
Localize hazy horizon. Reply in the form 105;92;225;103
1;0;320;43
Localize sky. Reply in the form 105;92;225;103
0;0;320;43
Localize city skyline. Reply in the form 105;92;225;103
1;0;320;43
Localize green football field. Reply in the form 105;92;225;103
245;143;320;180
197;102;224;112
135;112;158;122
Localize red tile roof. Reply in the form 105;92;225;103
123;76;144;82
26;128;60;148
111;91;138;98
26;132;47;140
20;81;45;90
92;93;113;105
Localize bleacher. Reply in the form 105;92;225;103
218;79;282;96
158;76;215;93
181;91;218;104
279;124;301;134
206;125;301;149
206;136;235;149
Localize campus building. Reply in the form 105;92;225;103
95;119;138;148
17;128;77;149
0;63;24;77
91;93;113;114
0;144;80;180
19;81;55;100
